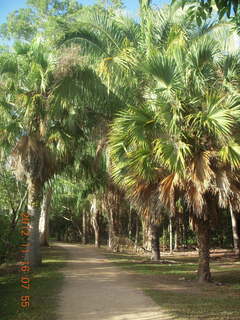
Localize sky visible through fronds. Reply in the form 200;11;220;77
0;0;169;23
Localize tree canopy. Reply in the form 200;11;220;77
0;0;239;283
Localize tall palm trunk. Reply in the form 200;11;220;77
150;224;161;261
82;211;87;245
39;187;52;246
128;207;132;239
92;212;100;248
196;217;211;282
230;206;240;257
169;217;173;254
174;217;179;250
108;209;116;249
26;179;43;267
91;197;100;248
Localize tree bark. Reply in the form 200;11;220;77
82;211;87;245
108;209;115;249
150;224;161;261
39;187;52;246
169;217;173;254
162;228;166;252
174;230;178;251
26;179;43;267
196;218;211;282
128;207;132;240
174;217;179;250
92;212;100;248
104;186;122;250
230;206;240;257
91;197;100;248
142;217;151;251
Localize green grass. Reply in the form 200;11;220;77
145;289;240;320
105;252;240;319
0;245;67;320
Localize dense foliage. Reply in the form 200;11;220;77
0;0;240;282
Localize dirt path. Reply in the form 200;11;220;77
56;243;175;320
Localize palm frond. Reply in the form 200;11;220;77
219;142;240;169
144;53;182;94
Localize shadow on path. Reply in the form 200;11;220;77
56;243;176;320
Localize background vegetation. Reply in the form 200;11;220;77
0;0;240;299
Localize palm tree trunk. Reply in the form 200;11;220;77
196;218;211;282
169;217;173;254
26;179;43;267
92;212;100;248
174;229;178;251
150;224;161;261
142;217;151;251
108;209;115;249
39;187;52;246
128;207;132;239
91;197;100;248
82;211;87;244
135;216;139;247
162;228;166;252
230;206;240;257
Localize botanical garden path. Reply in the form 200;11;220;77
56;243;175;320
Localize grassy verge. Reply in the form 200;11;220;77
0;244;67;320
105;251;240;320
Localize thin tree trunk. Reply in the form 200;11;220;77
174;218;179;250
174;230;178;251
128;207;132;240
169;217;173;254
11;191;28;231
230;206;240;256
196;218;211;282
142;217;151;251
162;228;166;252
39;187;52;246
108;209;115;249
82;211;87;245
26;179;43;267
92;213;100;248
104;186;122;250
91;197;100;248
150;224;161;261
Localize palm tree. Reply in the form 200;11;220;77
58;6;154;250
0;39;118;266
58;1;240;267
109;14;240;281
58;6;141;107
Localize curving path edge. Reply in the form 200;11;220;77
56;243;176;320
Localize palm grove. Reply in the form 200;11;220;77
0;0;240;283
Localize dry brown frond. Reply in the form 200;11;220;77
124;178;162;224
159;173;177;213
11;135;56;183
188;151;213;194
185;182;205;216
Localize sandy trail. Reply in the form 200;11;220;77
56;243;176;320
